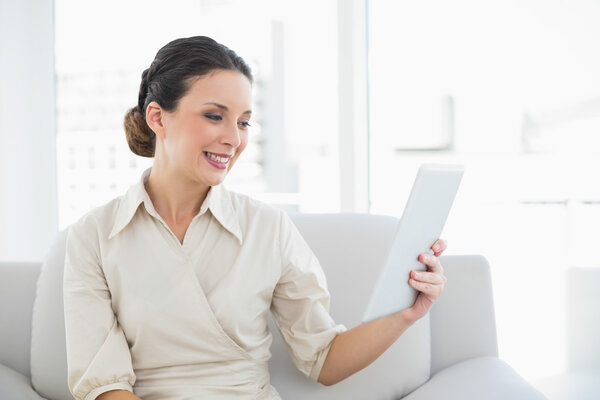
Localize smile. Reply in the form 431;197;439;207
204;151;231;169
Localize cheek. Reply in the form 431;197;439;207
237;131;249;153
185;118;217;145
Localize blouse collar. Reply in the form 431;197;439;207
109;167;243;243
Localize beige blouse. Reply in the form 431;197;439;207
63;168;346;400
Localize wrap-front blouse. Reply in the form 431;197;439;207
63;168;346;400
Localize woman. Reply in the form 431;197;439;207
63;36;447;400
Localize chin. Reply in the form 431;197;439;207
203;173;228;187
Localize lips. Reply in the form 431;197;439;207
203;151;232;169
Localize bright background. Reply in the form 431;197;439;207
2;0;600;388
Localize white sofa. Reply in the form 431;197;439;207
0;213;547;399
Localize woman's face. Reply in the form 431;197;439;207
159;69;252;187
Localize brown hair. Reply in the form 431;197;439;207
123;36;253;157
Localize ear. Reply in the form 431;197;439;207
145;101;166;139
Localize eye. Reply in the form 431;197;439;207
238;120;252;129
204;113;222;121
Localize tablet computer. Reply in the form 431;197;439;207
362;164;464;323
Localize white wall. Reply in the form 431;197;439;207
0;0;58;262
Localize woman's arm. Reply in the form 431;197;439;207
97;390;142;400
317;308;412;386
64;220;137;399
318;240;447;386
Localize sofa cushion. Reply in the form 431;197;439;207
403;356;547;400
0;363;45;400
30;228;71;400
0;262;40;378
271;214;431;399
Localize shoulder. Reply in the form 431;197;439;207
221;187;288;244
225;187;283;224
67;195;122;245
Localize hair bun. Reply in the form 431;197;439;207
123;106;156;158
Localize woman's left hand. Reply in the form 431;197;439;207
401;239;447;323
319;239;447;385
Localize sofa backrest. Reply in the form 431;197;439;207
429;255;498;375
30;228;71;400
0;261;41;378
269;213;431;399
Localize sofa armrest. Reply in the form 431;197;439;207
0;262;42;377
567;266;600;370
404;357;546;400
430;255;499;374
0;363;45;400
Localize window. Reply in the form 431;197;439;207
368;0;600;381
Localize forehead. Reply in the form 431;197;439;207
182;70;252;110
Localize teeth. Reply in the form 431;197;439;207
206;152;230;164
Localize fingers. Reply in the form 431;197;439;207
408;276;444;298
418;253;443;274
410;270;446;285
411;253;447;300
405;259;447;322
431;239;447;257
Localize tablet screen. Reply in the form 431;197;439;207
362;164;464;323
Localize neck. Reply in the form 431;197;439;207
144;165;210;225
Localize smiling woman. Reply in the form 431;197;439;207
62;35;448;400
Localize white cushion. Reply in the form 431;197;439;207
0;262;40;377
30;229;71;400
270;213;431;399
404;357;547;400
0;363;45;400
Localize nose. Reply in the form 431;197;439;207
221;121;241;148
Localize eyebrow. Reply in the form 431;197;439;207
203;102;252;115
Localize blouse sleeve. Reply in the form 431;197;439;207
270;211;347;381
63;216;136;400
